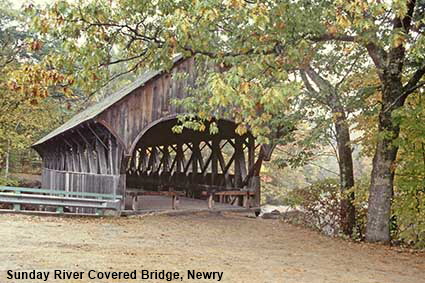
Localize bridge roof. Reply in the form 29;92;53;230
33;55;183;147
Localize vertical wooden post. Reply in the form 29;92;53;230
87;145;97;174
176;143;183;173
71;144;80;172
96;139;108;175
108;136;115;175
65;149;73;172
78;143;88;172
208;193;214;209
211;139;219;186
251;176;261;207
234;136;247;188
192;141;200;173
163;145;170;172
148;146;158;173
172;195;179;210
248;135;255;169
243;192;249;208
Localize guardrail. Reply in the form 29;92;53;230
0;186;122;216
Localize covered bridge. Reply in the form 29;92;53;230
33;56;268;213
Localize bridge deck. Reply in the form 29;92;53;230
132;195;239;211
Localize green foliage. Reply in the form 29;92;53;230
392;93;425;248
0;0;81;175
0;175;18;186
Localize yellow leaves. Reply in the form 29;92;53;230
199;123;206;132
40;18;50;34
7;81;21;92
33;86;49;98
390;161;398;173
180;19;189;33
261;87;283;105
200;8;219;21
8;64;74;99
336;15;350;30
332;112;343;123
343;45;354;55
164;17;174;28
226;0;243;9
91;72;100;81
261;112;272;122
209;74;233;107
392;0;408;18
336;0;370;15
392;31;406;48
327;24;338;36
259;34;271;42
277;21;286;30
167;36;177;48
235;123;247;135
61;87;73;96
239;81;251;94
56;15;65;26
198;111;207;120
30;99;39;106
67;76;75;85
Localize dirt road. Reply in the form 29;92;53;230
0;212;423;283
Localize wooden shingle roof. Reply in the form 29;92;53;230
33;55;183;147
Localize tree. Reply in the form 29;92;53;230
0;0;80;180
298;47;369;235
30;0;425;243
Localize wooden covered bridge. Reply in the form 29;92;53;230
32;56;269;214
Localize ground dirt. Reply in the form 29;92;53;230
0;212;424;283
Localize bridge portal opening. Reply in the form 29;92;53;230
125;118;260;211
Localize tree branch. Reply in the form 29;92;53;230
299;70;318;95
303;66;334;93
310;34;357;42
386;0;417;78
365;42;386;81
335;53;361;89
402;65;425;96
99;50;148;67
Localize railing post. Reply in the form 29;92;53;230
208;192;215;209
95;208;104;216
13;189;21;211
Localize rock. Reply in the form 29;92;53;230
261;209;281;219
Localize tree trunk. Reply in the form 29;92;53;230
300;68;356;236
333;107;355;236
4;139;10;179
365;79;405;243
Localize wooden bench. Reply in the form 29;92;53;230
126;190;185;210
201;190;256;208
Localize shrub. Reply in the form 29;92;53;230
285;179;341;236
0;175;19;186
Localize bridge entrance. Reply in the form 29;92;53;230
125;118;260;211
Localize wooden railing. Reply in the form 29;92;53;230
0;186;122;216
42;169;123;196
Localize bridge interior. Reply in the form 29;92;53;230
125;119;260;210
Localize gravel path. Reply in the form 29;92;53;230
0;212;423;283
